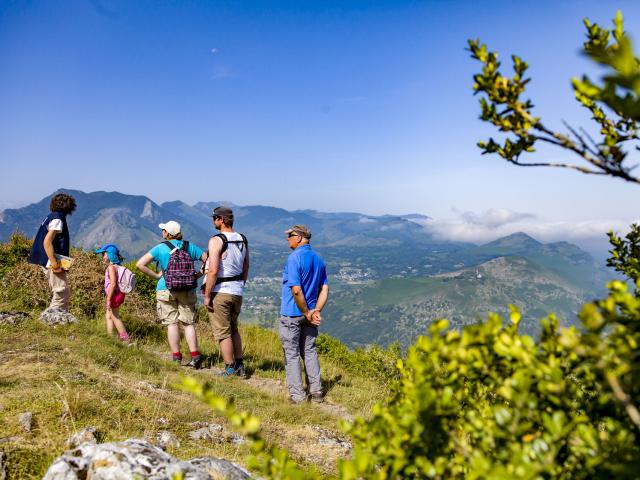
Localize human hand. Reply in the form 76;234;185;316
204;294;214;312
51;262;64;274
105;303;112;311
310;310;322;326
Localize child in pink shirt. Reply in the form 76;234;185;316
95;244;130;344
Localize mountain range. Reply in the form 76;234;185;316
0;189;612;346
0;189;442;257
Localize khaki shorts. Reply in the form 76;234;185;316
208;292;242;340
156;289;197;326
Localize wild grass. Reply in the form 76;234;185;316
0;234;391;478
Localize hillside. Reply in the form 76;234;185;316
320;254;601;347
0;238;395;479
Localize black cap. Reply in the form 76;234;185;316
212;206;233;218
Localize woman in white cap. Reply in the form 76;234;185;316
136;221;207;368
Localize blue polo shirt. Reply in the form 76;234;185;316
149;240;204;291
281;244;328;317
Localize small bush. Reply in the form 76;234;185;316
0;233;157;324
317;334;400;385
0;232;32;279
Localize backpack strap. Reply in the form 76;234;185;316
211;233;247;285
213;233;229;255
215;274;244;285
163;240;189;253
213;233;248;255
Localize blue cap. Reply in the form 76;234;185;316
95;244;122;264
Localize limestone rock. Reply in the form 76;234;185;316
155;430;180;450
40;308;77;326
0;311;28;326
187;422;244;444
42;438;253;480
189;457;253;480
18;412;33;433
67;427;97;448
311;425;352;451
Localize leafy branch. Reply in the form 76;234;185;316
469;10;640;183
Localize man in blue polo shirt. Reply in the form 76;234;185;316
280;224;329;404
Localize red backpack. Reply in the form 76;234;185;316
162;241;197;291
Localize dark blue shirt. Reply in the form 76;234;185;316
280;244;328;316
27;212;70;267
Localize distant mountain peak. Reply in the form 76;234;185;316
485;232;541;248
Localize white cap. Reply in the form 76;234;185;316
158;221;181;236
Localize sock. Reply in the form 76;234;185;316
172;352;182;360
119;332;130;341
190;351;200;358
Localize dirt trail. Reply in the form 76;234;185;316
203;367;355;421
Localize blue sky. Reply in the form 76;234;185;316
1;0;639;253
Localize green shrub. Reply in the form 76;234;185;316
0;232;32;279
340;305;639;479
316;334;400;385
124;260;157;307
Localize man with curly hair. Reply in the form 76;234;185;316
28;192;77;312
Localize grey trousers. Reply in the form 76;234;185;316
279;315;322;402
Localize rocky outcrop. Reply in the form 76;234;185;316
187;422;245;445
42;438;253;480
17;412;33;433
0;311;28;325
67;427;97;448
154;430;180;450
40;308;78;326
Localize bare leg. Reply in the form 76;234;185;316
106;310;115;336
183;324;198;353
110;307;128;337
219;337;235;365
167;323;181;352
232;331;243;358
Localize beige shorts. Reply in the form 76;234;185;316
156;289;197;326
208;292;242;340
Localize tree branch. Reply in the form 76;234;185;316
605;372;640;430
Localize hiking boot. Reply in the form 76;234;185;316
172;356;182;365
310;392;324;404
235;364;247;379
218;365;236;377
185;356;202;370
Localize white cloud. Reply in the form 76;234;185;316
417;208;637;257
458;208;536;229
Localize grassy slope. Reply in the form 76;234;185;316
0;312;387;479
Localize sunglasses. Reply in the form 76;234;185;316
287;233;301;238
